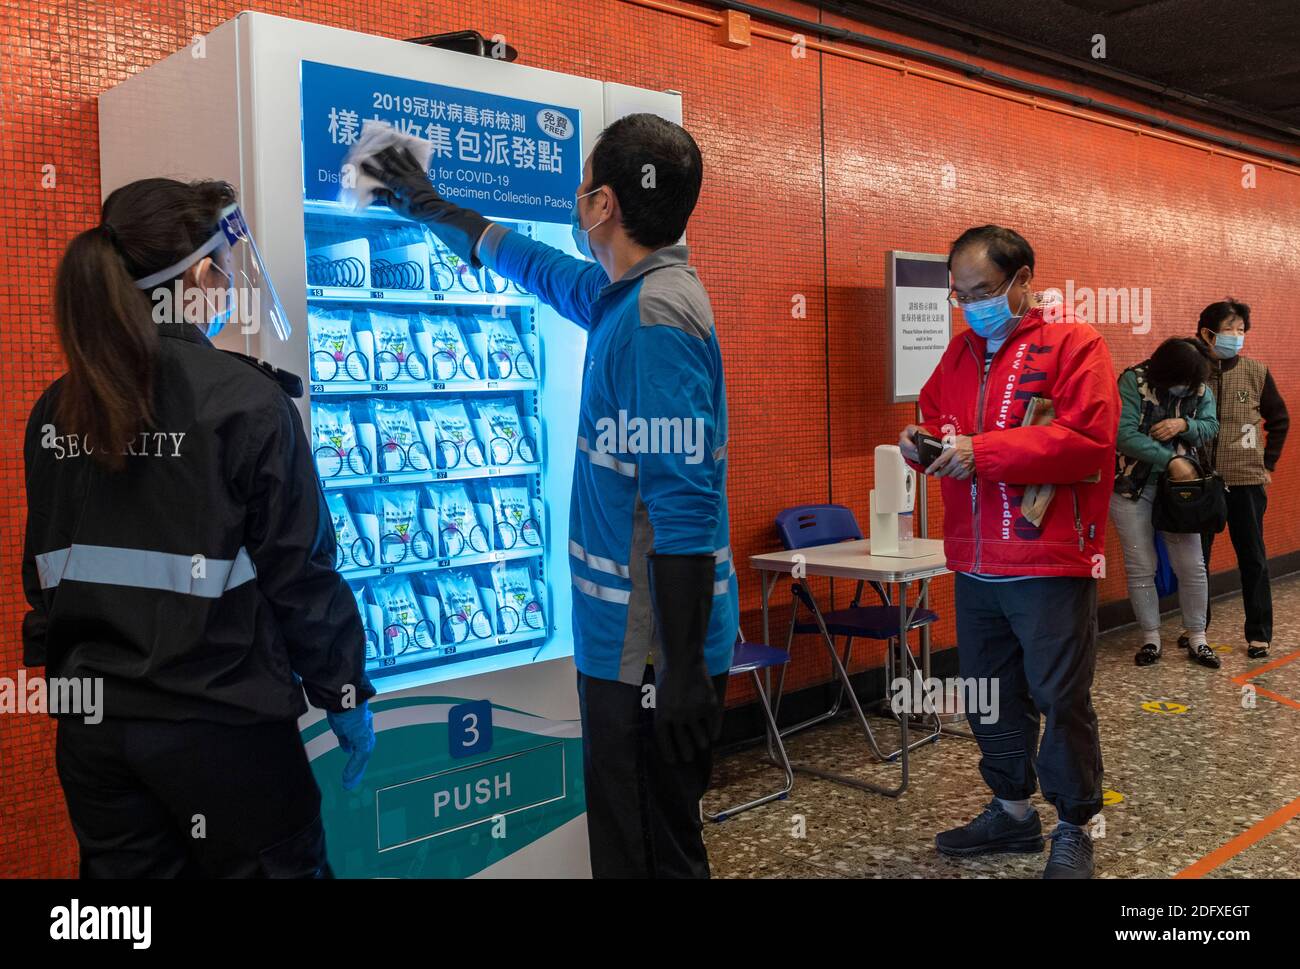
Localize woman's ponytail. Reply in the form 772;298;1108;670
53;223;158;470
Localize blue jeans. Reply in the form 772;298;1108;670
1109;483;1208;637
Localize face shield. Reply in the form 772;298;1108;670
133;203;291;341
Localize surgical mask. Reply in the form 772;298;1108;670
201;263;234;339
570;188;608;260
1213;333;1244;359
962;291;1020;341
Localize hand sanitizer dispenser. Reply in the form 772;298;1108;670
870;444;921;557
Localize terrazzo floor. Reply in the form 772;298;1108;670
702;572;1300;879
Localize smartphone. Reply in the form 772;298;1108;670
915;430;948;469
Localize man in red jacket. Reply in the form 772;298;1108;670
899;225;1119;879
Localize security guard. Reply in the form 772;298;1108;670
363;114;737;878
22;177;375;878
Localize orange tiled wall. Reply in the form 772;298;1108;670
2;0;1297;876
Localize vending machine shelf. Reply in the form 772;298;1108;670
308;378;539;397
307;289;533;307
370;625;548;674
319;463;542;490
339;543;543;581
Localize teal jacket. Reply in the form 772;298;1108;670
1114;367;1218;498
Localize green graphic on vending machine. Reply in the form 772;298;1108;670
305;695;585;878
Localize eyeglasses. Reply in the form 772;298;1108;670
948;271;1017;307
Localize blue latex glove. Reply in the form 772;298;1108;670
327;703;375;791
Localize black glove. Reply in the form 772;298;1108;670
360;145;492;266
647;553;720;764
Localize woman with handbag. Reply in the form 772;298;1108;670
1111;338;1221;668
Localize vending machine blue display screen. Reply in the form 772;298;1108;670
299;61;581;683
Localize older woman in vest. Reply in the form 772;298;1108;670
1112;338;1220;668
1195;299;1290;659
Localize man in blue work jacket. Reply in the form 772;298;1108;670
364;113;737;878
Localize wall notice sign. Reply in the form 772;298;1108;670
887;252;951;403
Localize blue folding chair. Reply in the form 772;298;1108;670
703;634;795;822
773;504;943;768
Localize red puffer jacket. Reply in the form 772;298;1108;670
913;307;1120;577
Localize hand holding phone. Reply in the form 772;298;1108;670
915;431;948;470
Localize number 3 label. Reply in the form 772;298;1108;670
448;699;493;759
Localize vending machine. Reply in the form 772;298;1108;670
98;11;683;877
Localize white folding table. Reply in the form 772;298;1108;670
750;538;953;797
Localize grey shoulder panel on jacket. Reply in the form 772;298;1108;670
637;265;714;340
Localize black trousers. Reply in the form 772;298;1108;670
56;716;331;878
1201;484;1272;644
577;665;729;878
954;573;1103;826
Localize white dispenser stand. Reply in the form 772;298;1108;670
870;444;925;558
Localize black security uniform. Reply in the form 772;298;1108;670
22;318;373;877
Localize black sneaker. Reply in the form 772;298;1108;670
1248;642;1270;659
936;798;1044;857
1043;822;1094;879
1135;643;1161;666
1189;642;1221;669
